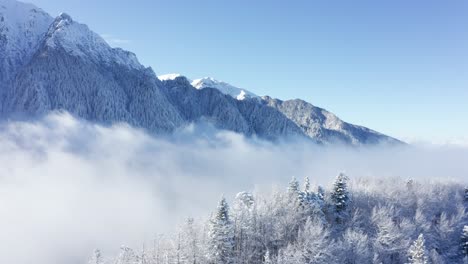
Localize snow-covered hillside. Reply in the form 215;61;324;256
0;0;402;145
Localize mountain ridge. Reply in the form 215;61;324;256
0;0;403;145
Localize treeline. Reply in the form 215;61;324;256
89;174;468;264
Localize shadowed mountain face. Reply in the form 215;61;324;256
0;0;402;145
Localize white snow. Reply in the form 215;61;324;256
44;13;143;70
0;0;53;80
191;77;258;100
158;73;187;81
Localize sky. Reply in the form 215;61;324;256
24;0;468;144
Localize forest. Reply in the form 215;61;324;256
88;174;468;264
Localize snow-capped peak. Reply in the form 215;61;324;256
191;77;257;100
0;0;53;82
158;73;188;81
43;12;143;70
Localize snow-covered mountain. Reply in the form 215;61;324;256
191;77;257;100
0;0;402;145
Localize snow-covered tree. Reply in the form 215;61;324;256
408;234;428;264
264;249;272;264
331;173;350;223
464;187;468;202
293;218;331;263
303;176;310;193
179;218;201;264
114;246;138;264
333;228;372;263
287;176;300;201
88;249;104;264
462;226;468;257
207;197;235;264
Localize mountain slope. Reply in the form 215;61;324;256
0;0;402;145
0;0;53;108
261;97;400;145
2;11;183;132
160;76;305;140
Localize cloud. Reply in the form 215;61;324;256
0;112;467;264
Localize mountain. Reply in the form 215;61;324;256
0;0;402;145
191;77;257;100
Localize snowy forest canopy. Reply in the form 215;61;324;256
90;175;468;264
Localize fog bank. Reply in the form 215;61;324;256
0;112;466;264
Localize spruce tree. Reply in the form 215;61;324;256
208;197;235;264
408;234;428;264
287;176;300;200
331;173;350;223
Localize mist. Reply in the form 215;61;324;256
0;112;466;264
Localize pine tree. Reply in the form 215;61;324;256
303;176;310;194
287;176;300;200
88;249;104;264
462;225;468;257
331;173;350;223
207;197;235;264
408;234;428;264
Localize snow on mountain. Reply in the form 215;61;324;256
158;73;186;81
0;0;403;145
261;97;401;145
0;0;53;99
1;4;183;132
191;77;257;100
43;13;143;70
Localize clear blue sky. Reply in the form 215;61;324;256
26;0;468;143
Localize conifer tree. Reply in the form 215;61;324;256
408;234;428;264
303;176;310;194
88;249;104;264
287;176;300;201
207;197;235;264
462;226;468;257
331;173;350;223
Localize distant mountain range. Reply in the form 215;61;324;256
0;0;402;145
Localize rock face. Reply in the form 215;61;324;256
0;0;402;144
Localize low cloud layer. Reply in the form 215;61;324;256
0;112;466;264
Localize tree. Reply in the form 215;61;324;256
408;234;428;264
462;226;468;257
287;176;300;201
179;218;201;264
464;187;468;202
334;228;372;264
114;246;138;264
264;249;272;264
294;218;331;263
331;173;350;223
207;197;235;264
88;249;104;264
303;176;310;194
